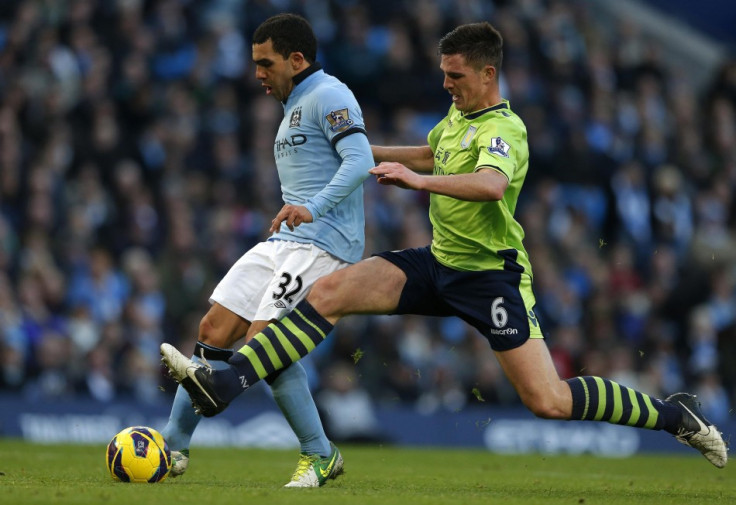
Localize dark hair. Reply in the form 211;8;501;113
253;13;317;63
438;22;503;73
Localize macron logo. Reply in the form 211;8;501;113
489;327;519;335
239;376;249;389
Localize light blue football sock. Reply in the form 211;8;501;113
269;362;331;457
160;352;231;451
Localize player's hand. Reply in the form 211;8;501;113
369;162;424;190
270;204;313;233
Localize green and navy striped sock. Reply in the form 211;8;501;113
566;376;681;431
213;300;334;402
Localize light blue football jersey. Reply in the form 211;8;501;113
269;64;371;264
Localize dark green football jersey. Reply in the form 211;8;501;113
426;100;532;274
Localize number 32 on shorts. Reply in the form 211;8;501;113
273;272;303;303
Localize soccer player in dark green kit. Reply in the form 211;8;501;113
161;22;727;470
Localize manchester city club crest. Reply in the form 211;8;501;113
289;107;302;128
325;108;354;133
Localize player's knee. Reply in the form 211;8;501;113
307;275;343;317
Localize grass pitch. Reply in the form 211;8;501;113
0;439;732;505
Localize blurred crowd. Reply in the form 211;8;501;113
0;0;735;428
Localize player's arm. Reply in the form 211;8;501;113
371;145;435;173
271;132;372;232
369;163;508;202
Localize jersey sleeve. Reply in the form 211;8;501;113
475;120;521;181
313;85;367;148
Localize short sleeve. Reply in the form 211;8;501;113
475;125;518;181
314;85;366;147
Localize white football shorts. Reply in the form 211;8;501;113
210;240;350;323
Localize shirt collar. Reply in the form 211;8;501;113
293;62;322;86
463;101;509;120
283;62;322;104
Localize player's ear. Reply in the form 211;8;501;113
290;51;305;70
483;65;496;82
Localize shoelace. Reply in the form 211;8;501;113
198;348;213;369
675;427;698;444
291;454;320;479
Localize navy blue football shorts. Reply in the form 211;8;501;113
375;246;543;351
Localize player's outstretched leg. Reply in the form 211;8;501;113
566;377;728;468
160;300;334;415
665;392;728;468
284;441;344;488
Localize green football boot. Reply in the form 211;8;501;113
284;442;344;488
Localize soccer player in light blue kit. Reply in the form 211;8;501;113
159;13;373;487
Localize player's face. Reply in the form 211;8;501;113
252;39;296;102
440;53;495;113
